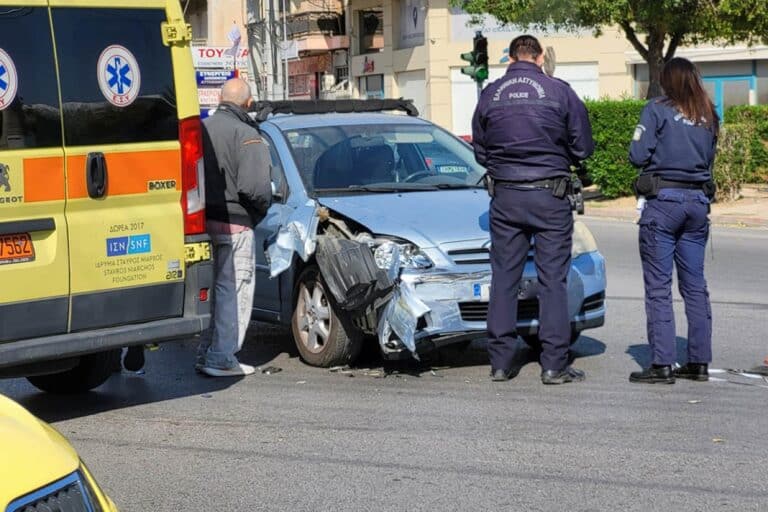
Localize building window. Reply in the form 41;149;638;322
335;66;349;83
359;74;384;99
357;9;383;54
184;0;208;42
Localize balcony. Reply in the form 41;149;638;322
284;11;347;52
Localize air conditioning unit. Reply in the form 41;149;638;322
321;74;336;91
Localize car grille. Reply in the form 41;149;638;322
447;247;491;265
7;472;97;512
579;292;605;314
458;299;538;322
446;246;534;266
458;292;605;323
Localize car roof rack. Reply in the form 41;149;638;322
249;98;420;122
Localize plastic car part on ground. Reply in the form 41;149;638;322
266;199;319;278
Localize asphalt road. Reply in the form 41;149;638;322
2;218;768;511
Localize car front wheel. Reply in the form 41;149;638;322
291;266;362;367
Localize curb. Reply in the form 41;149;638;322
582;206;768;229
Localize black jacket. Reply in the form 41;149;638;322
472;61;594;181
202;102;272;227
629;98;717;183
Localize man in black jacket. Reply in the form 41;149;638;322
196;78;272;377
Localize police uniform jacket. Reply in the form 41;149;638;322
471;61;594;182
629;98;717;183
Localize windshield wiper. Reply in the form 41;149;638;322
315;184;439;194
432;183;484;190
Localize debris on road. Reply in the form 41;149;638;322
260;366;283;375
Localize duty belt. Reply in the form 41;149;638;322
657;179;705;190
495;178;561;189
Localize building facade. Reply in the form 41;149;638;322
184;0;768;134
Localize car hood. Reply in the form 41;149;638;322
0;394;79;507
319;189;490;248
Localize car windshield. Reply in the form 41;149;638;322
282;123;486;195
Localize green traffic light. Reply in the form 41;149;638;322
476;67;489;81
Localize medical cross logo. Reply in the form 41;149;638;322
97;45;141;107
0;49;18;111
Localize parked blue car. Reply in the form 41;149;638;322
249;102;606;367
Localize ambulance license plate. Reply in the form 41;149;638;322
0;233;35;265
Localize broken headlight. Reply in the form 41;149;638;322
373;240;433;270
572;221;599;258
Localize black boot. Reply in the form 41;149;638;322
629;365;675;384
674;363;709;381
541;366;585;385
123;345;146;372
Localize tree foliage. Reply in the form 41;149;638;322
459;0;768;98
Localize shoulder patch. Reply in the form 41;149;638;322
632;124;646;141
242;138;262;146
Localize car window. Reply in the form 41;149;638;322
261;132;288;203
282;123;485;194
51;8;178;146
0;7;62;149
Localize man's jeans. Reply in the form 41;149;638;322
197;229;256;369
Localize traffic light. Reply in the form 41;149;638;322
460;32;489;84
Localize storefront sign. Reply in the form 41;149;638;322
288;54;332;76
399;0;425;49
192;46;250;69
196;70;236;87
362;56;375;74
198;87;221;106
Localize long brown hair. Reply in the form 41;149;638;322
660;57;719;135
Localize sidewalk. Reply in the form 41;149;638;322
583;185;768;228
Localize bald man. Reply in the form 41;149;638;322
196;78;272;377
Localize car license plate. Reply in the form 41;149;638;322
472;282;491;301
0;233;35;265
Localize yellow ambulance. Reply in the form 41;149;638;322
0;0;212;393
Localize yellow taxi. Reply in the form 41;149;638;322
0;0;213;392
0;394;118;511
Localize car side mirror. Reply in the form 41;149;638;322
271;181;285;201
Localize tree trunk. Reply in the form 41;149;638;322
646;30;665;99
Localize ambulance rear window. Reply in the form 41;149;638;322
52;8;179;147
0;7;63;149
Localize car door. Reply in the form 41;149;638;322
0;2;69;342
251;132;291;319
50;2;188;331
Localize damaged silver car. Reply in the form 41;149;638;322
252;100;606;367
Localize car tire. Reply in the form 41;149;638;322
521;331;581;352
26;350;121;394
292;265;362;367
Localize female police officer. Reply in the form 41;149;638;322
628;58;718;384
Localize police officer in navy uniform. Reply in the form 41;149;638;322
472;35;594;384
629;58;718;384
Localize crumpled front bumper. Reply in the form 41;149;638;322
385;251;606;356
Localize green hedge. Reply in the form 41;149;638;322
583;101;768;199
583;99;645;199
722;105;768;183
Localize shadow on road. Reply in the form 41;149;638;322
12;323;301;424
626;337;689;368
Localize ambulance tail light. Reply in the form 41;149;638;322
180;116;206;235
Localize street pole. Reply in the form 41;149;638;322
281;0;289;100
476;82;482;101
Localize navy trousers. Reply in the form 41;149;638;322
638;189;712;366
487;185;573;372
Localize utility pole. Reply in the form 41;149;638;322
281;0;289;100
245;0;267;100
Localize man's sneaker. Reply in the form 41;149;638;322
674;363;709;381
201;363;256;377
194;356;206;373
